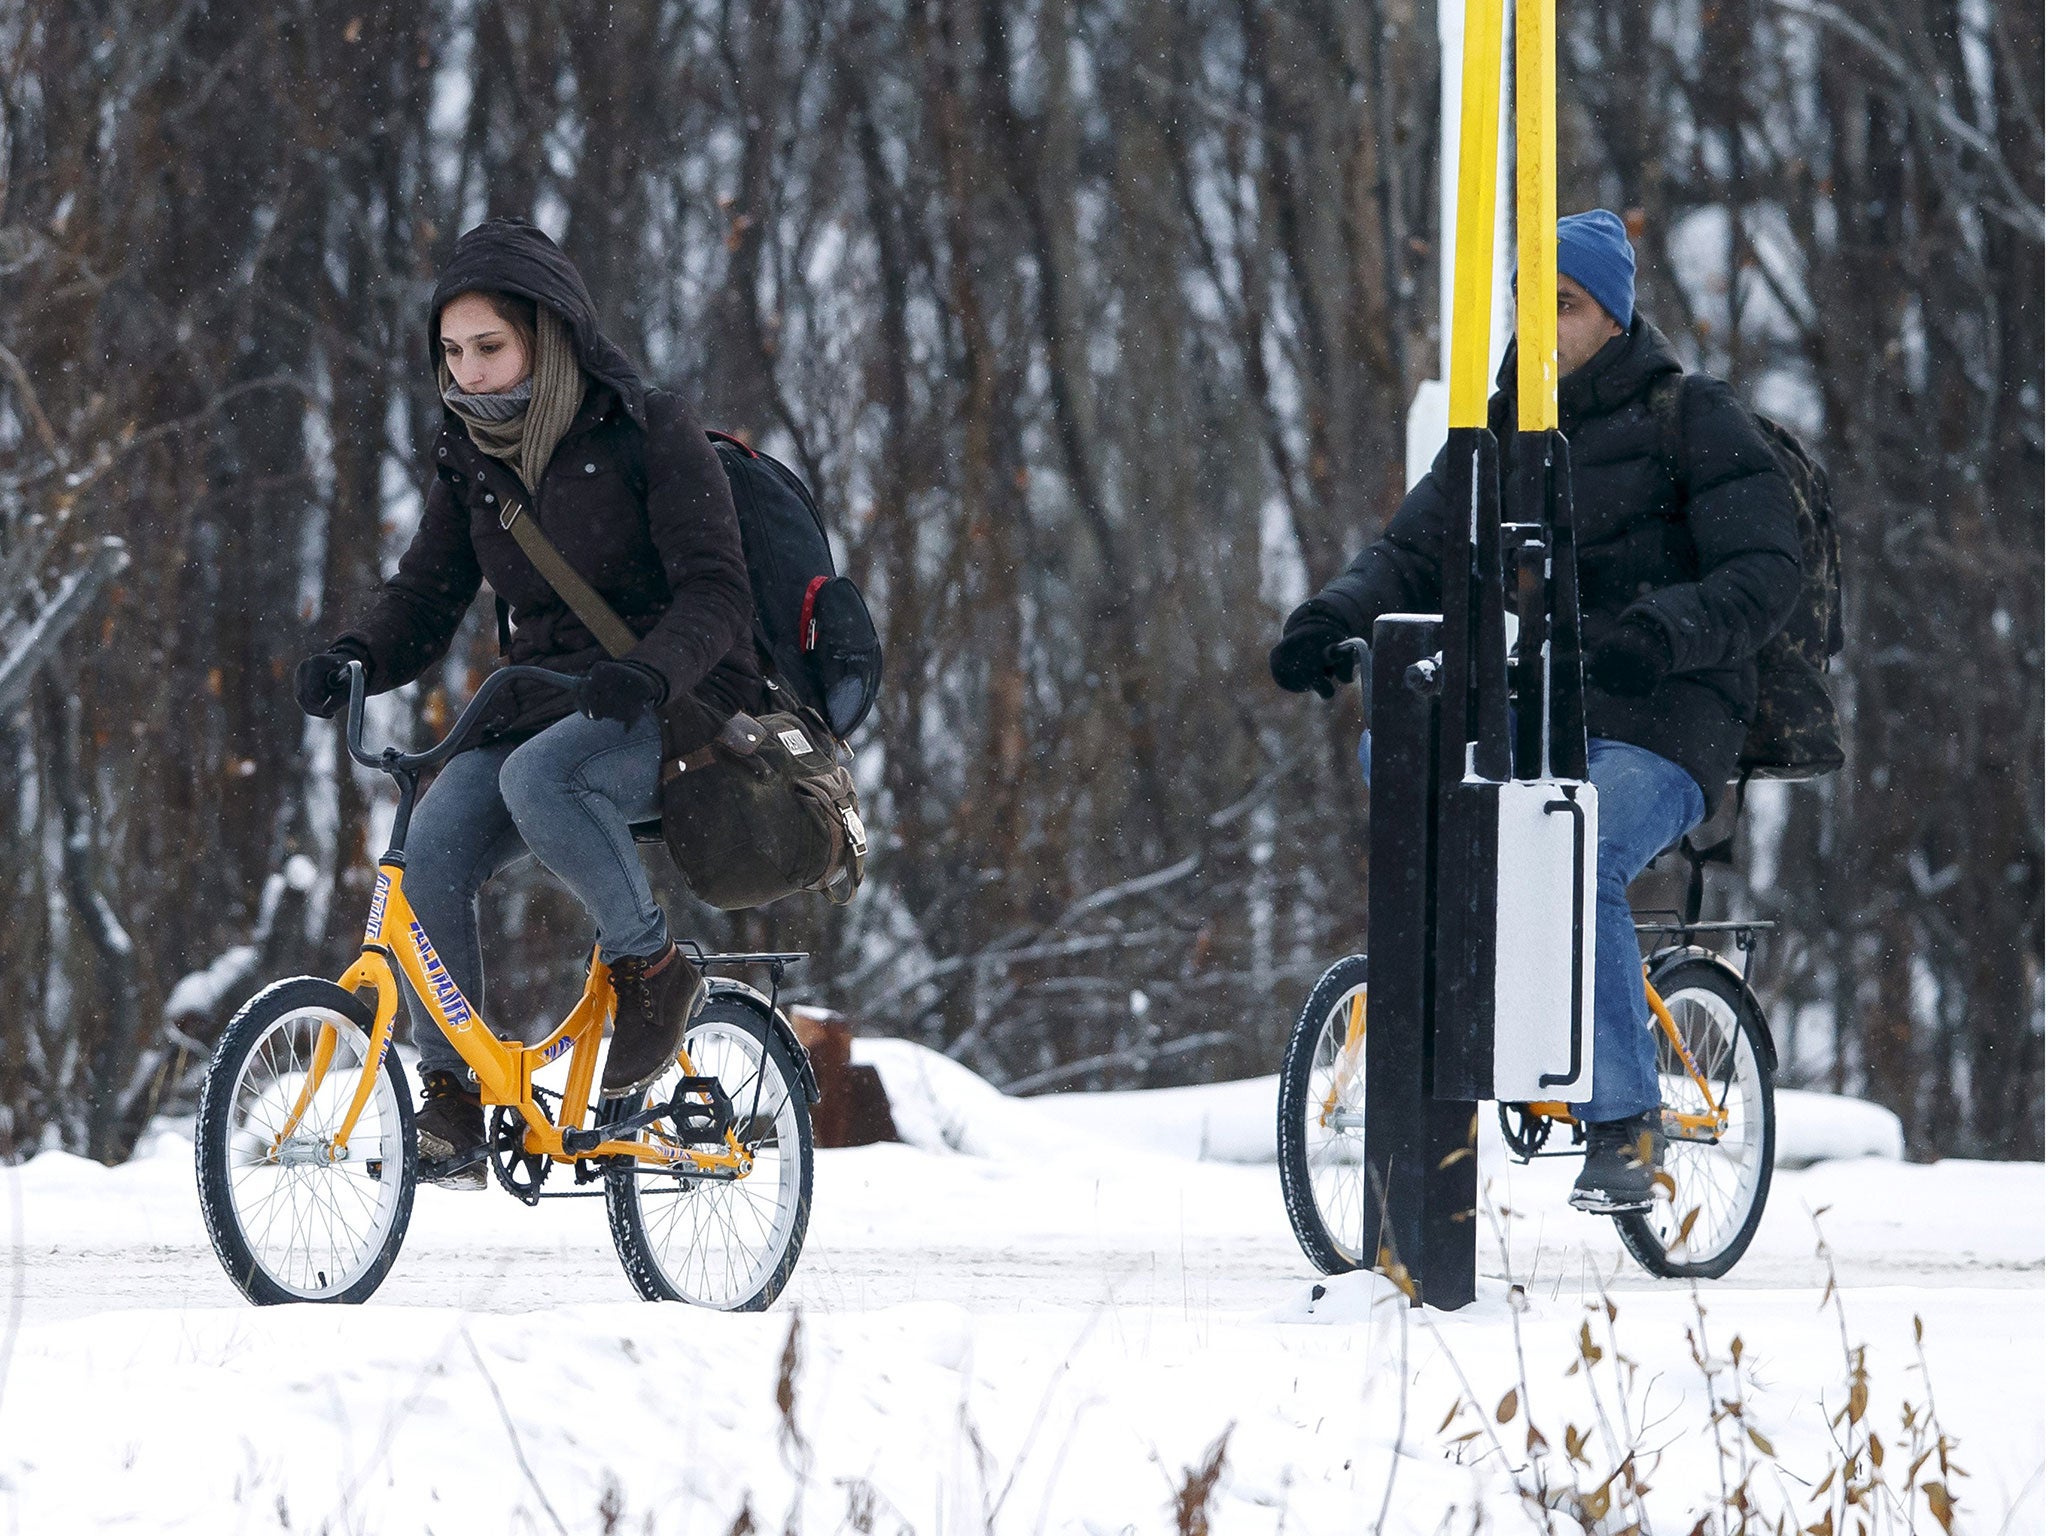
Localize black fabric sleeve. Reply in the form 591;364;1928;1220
622;390;754;703
1626;377;1802;674
334;473;482;692
1310;443;1455;636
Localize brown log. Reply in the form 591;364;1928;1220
787;1006;900;1149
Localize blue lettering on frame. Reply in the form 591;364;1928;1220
409;920;473;1027
364;873;390;943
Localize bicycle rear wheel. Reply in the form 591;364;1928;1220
1276;955;1371;1274
1614;957;1775;1279
195;977;417;1305
605;997;813;1310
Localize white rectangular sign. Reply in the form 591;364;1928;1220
1492;779;1598;1101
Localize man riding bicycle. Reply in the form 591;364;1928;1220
1269;210;1801;1214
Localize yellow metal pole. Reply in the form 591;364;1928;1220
1514;0;1559;431
1447;0;1506;429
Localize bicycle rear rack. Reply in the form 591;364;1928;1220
1632;912;1775;988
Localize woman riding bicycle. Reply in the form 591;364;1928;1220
294;217;761;1188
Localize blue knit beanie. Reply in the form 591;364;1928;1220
1556;210;1636;329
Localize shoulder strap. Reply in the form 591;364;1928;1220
1676;772;1749;925
499;500;641;659
1650;372;1690;495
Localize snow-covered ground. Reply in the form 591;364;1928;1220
0;1044;2038;1534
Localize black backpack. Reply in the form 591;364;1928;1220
620;418;881;740
703;432;881;741
1651;375;1844;781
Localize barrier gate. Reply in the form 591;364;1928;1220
1361;0;1598;1310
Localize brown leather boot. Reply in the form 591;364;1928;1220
601;941;707;1099
415;1069;487;1190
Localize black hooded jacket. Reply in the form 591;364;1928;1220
1310;318;1801;806
334;218;762;747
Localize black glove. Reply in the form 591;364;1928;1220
1268;604;1357;699
1587;615;1673;698
577;659;667;725
294;644;366;719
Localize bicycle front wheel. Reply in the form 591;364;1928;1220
1277;954;1372;1274
1614;957;1776;1279
605;997;814;1310
195;977;417;1305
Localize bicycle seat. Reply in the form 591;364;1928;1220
629;819;664;845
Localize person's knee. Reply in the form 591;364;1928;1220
497;740;569;837
1595;847;1634;898
402;816;474;905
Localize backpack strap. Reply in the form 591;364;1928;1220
1649;371;1692;499
498;499;642;659
1676;771;1750;926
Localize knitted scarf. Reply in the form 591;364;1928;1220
440;304;585;494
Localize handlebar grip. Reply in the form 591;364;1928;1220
343;660;370;763
1337;636;1374;720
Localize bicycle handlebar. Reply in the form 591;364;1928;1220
340;659;582;775
1335;636;1372;715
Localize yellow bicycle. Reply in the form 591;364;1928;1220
1277;920;1777;1279
195;662;818;1308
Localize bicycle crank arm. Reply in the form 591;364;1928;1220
560;1077;734;1156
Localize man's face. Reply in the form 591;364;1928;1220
1555;273;1624;377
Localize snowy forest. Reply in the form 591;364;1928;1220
1;0;2039;1165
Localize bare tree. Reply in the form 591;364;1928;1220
0;0;2036;1160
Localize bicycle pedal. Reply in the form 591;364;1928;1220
420;1147;489;1190
1567;1188;1653;1216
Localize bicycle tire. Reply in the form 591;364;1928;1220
1276;954;1372;1274
195;977;417;1305
604;997;814;1309
1614;956;1776;1279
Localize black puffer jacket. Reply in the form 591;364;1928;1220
1310;318;1801;806
333;219;761;749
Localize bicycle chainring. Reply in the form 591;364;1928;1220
1497;1102;1552;1161
488;1087;558;1204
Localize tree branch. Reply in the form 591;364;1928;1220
0;538;130;717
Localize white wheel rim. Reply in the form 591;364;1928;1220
1300;984;1369;1265
219;1006;406;1298
624;1017;805;1307
1641;984;1766;1263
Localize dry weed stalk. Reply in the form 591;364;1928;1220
1170;1426;1235;1536
1410;1180;1972;1536
1801;1213;1965;1536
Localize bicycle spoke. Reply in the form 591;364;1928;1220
614;1012;808;1307
1634;975;1768;1270
213;1004;405;1299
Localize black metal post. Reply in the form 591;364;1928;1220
1435;427;1510;1104
1544;434;1588;780
1365;615;1478;1310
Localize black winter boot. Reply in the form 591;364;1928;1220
1569;1112;1666;1214
602;942;707;1100
416;1069;487;1190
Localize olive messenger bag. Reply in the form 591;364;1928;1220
498;497;869;910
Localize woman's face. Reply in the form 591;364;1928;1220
439;292;531;395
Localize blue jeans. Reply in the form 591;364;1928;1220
1577;738;1706;1121
1359;729;1702;1118
400;711;667;1078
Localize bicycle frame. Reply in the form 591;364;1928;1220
265;660;752;1177
1317;989;1368;1128
1519;972;1726;1136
